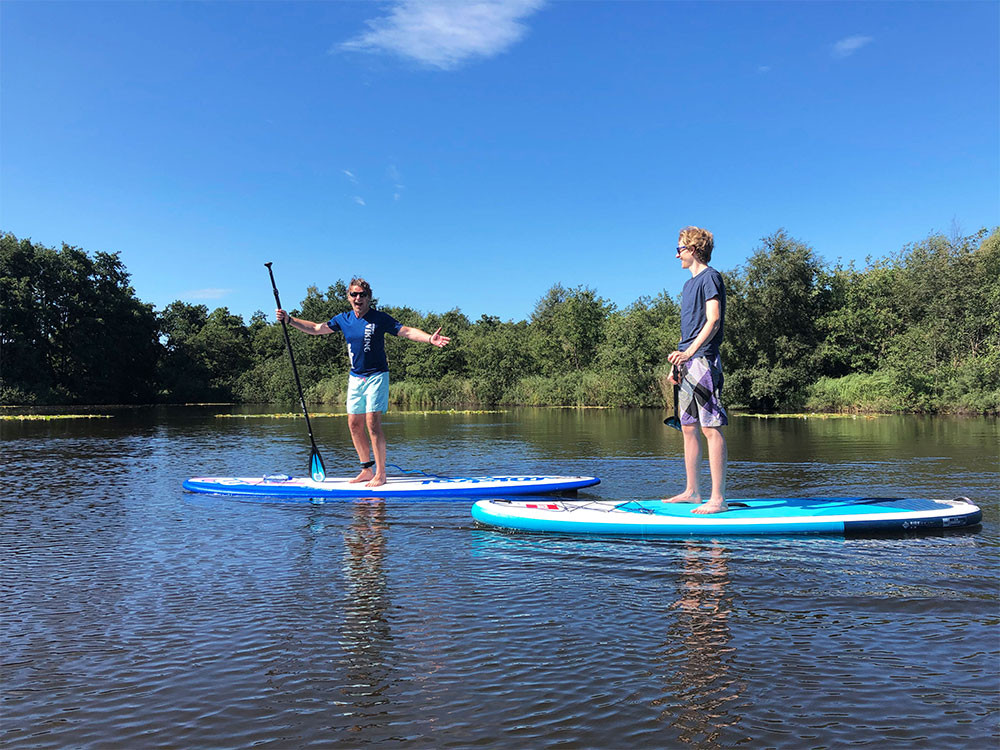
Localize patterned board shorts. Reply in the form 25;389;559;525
677;357;728;428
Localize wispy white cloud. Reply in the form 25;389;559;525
832;35;873;58
353;196;367;206
340;0;546;70
342;169;358;183
756;65;772;74
184;288;232;300
388;164;405;201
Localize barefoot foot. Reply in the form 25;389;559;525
691;500;730;514
365;474;387;488
349;468;374;484
662;492;701;504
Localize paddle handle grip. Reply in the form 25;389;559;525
265;262;283;309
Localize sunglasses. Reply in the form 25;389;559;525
348;291;369;298
676;245;691;254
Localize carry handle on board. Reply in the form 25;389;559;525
265;262;327;482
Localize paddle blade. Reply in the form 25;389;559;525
310;448;327;482
663;416;682;431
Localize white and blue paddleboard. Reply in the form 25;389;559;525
471;496;982;536
183;474;599;501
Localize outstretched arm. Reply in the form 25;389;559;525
276;309;334;335
397;326;450;348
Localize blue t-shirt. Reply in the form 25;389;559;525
328;309;403;377
678;267;726;365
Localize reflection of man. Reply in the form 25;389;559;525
276;277;450;487
657;541;745;744
341;500;392;718
664;226;729;514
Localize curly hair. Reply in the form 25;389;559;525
678;226;715;264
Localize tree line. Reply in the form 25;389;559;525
2;228;997;413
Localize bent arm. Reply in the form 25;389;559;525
276;309;334;335
397;325;450;348
668;298;721;365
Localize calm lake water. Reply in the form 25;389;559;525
2;407;998;748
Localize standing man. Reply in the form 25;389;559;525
664;226;729;514
276;277;449;487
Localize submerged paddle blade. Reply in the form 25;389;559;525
310;448;327;482
663;416;682;431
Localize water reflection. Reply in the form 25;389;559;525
654;541;747;747
338;499;393;729
3;408;996;748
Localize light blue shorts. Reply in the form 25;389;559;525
346;371;389;415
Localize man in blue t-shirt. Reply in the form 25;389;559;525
277;277;450;487
664;226;730;514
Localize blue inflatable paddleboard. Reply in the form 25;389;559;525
183;474;599;501
471;496;981;536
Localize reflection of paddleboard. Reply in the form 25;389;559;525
471;496;982;536
183;474;600;501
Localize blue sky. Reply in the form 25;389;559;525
2;1;997;324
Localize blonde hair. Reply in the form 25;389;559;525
348;277;372;297
678;226;714;264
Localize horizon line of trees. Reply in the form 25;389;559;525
2;227;998;414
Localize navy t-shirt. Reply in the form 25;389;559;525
328;309;403;376
678;267;726;364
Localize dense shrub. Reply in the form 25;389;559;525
3;228;997;414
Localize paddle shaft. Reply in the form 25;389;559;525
672;371;680;419
264;262;322;454
663;365;682;429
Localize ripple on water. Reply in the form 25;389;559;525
2;411;998;747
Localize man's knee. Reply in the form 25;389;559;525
701;425;725;442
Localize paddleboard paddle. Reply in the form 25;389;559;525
664;365;682;431
265;262;327;482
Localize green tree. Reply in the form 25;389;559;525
194;307;253;398
158;303;252;401
885;229;999;411
724;229;836;411
596;293;680;406
235;311;297;403
529;283;615;375
157;302;213;401
1;235;53;401
392;308;471;382
465;315;535;404
290;284;349;390
1;234;159;404
814;261;907;377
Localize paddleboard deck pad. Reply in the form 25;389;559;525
472;496;981;536
183;474;600;501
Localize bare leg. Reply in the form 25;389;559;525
348;413;374;483
692;426;728;514
365;411;387;487
663;424;702;503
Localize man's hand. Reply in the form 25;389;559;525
429;327;450;348
667;349;691;367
